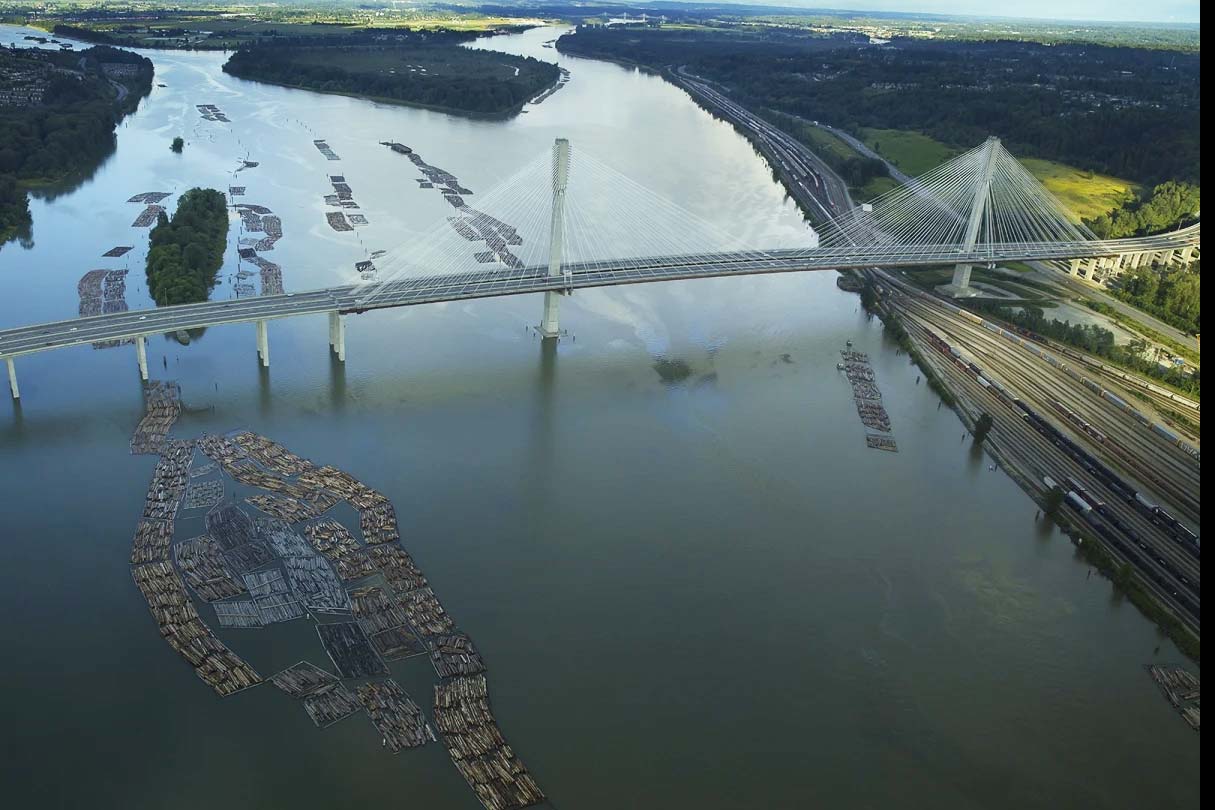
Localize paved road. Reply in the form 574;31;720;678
670;67;852;221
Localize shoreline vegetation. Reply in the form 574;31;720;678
145;188;230;306
221;32;560;119
0;44;153;247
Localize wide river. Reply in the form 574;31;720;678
0;24;1199;809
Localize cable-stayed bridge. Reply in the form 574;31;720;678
0;137;1200;399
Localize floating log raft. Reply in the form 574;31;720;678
213;599;264;628
358;679;429;752
127;192;170;204
207;503;257;551
256;516;313;558
303;683;362;728
371;625;426;661
256;592;305;624
313;139;341;160
304;519;378;582
102;245;133;257
140;439;194;520
284;555;350;613
866;435;899;453
182;479;224;510
233;431;313;476
130;380;182;455
244;568;288;599
398;587;455;638
368;543;428;594
1147;665;1201;731
190;462;218;478
350;585;411;635
131;205;165;227
246;493;326;523
130;519;173;565
326;212;353;232
434;675;546;810
840;349;895;442
229;186;246;197
224;540;275;575
175;534;245;601
430;632;487;679
359;502;400;545
130;561;261;696
270;660;338;698
316;622;390;679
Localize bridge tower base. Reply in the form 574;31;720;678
256;320;270;367
5;357;17;400
936;136;999;299
135;335;148;381
539;292;561;339
328;311;346;362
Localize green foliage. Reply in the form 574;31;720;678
1043;487;1065;516
973;413;994;444
1107;263;1201;335
170;136;184;153
145;188;229;306
0;44;152;248
1085;182;1200;239
222;34;559;117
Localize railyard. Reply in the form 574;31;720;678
866;271;1200;644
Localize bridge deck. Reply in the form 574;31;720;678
0;227;1199;360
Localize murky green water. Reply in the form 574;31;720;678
0;24;1198;810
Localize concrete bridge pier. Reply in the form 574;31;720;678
135;335;148;381
256;319;270;367
5;357;17;400
328;311;346;362
539;137;571;339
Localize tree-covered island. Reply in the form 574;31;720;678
145;188;230;306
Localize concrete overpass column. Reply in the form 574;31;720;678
5;357;17;400
1068;258;1081;276
256;320;270;367
135;335;148;381
1179;246;1195;264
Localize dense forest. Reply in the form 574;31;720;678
145;188;230;306
1109;263;1201;336
1085;182;1201;239
0;44;152;248
557;26;1200;187
223;32;559;117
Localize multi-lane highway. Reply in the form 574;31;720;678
670;67;852;220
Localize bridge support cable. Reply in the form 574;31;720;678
806;137;1101;288
5;356;17;400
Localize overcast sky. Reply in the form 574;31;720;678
693;1;1200;24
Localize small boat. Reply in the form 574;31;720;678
836;363;845;370
846;339;853;347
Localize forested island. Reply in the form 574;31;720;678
0;44;152;247
145;188;230;305
223;31;559;117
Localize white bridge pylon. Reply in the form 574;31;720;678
811;135;1098;296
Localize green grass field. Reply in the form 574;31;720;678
860;128;959;177
1019;158;1140;221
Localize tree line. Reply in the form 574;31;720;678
0;45;152;249
145;188;230;306
222;35;559;117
